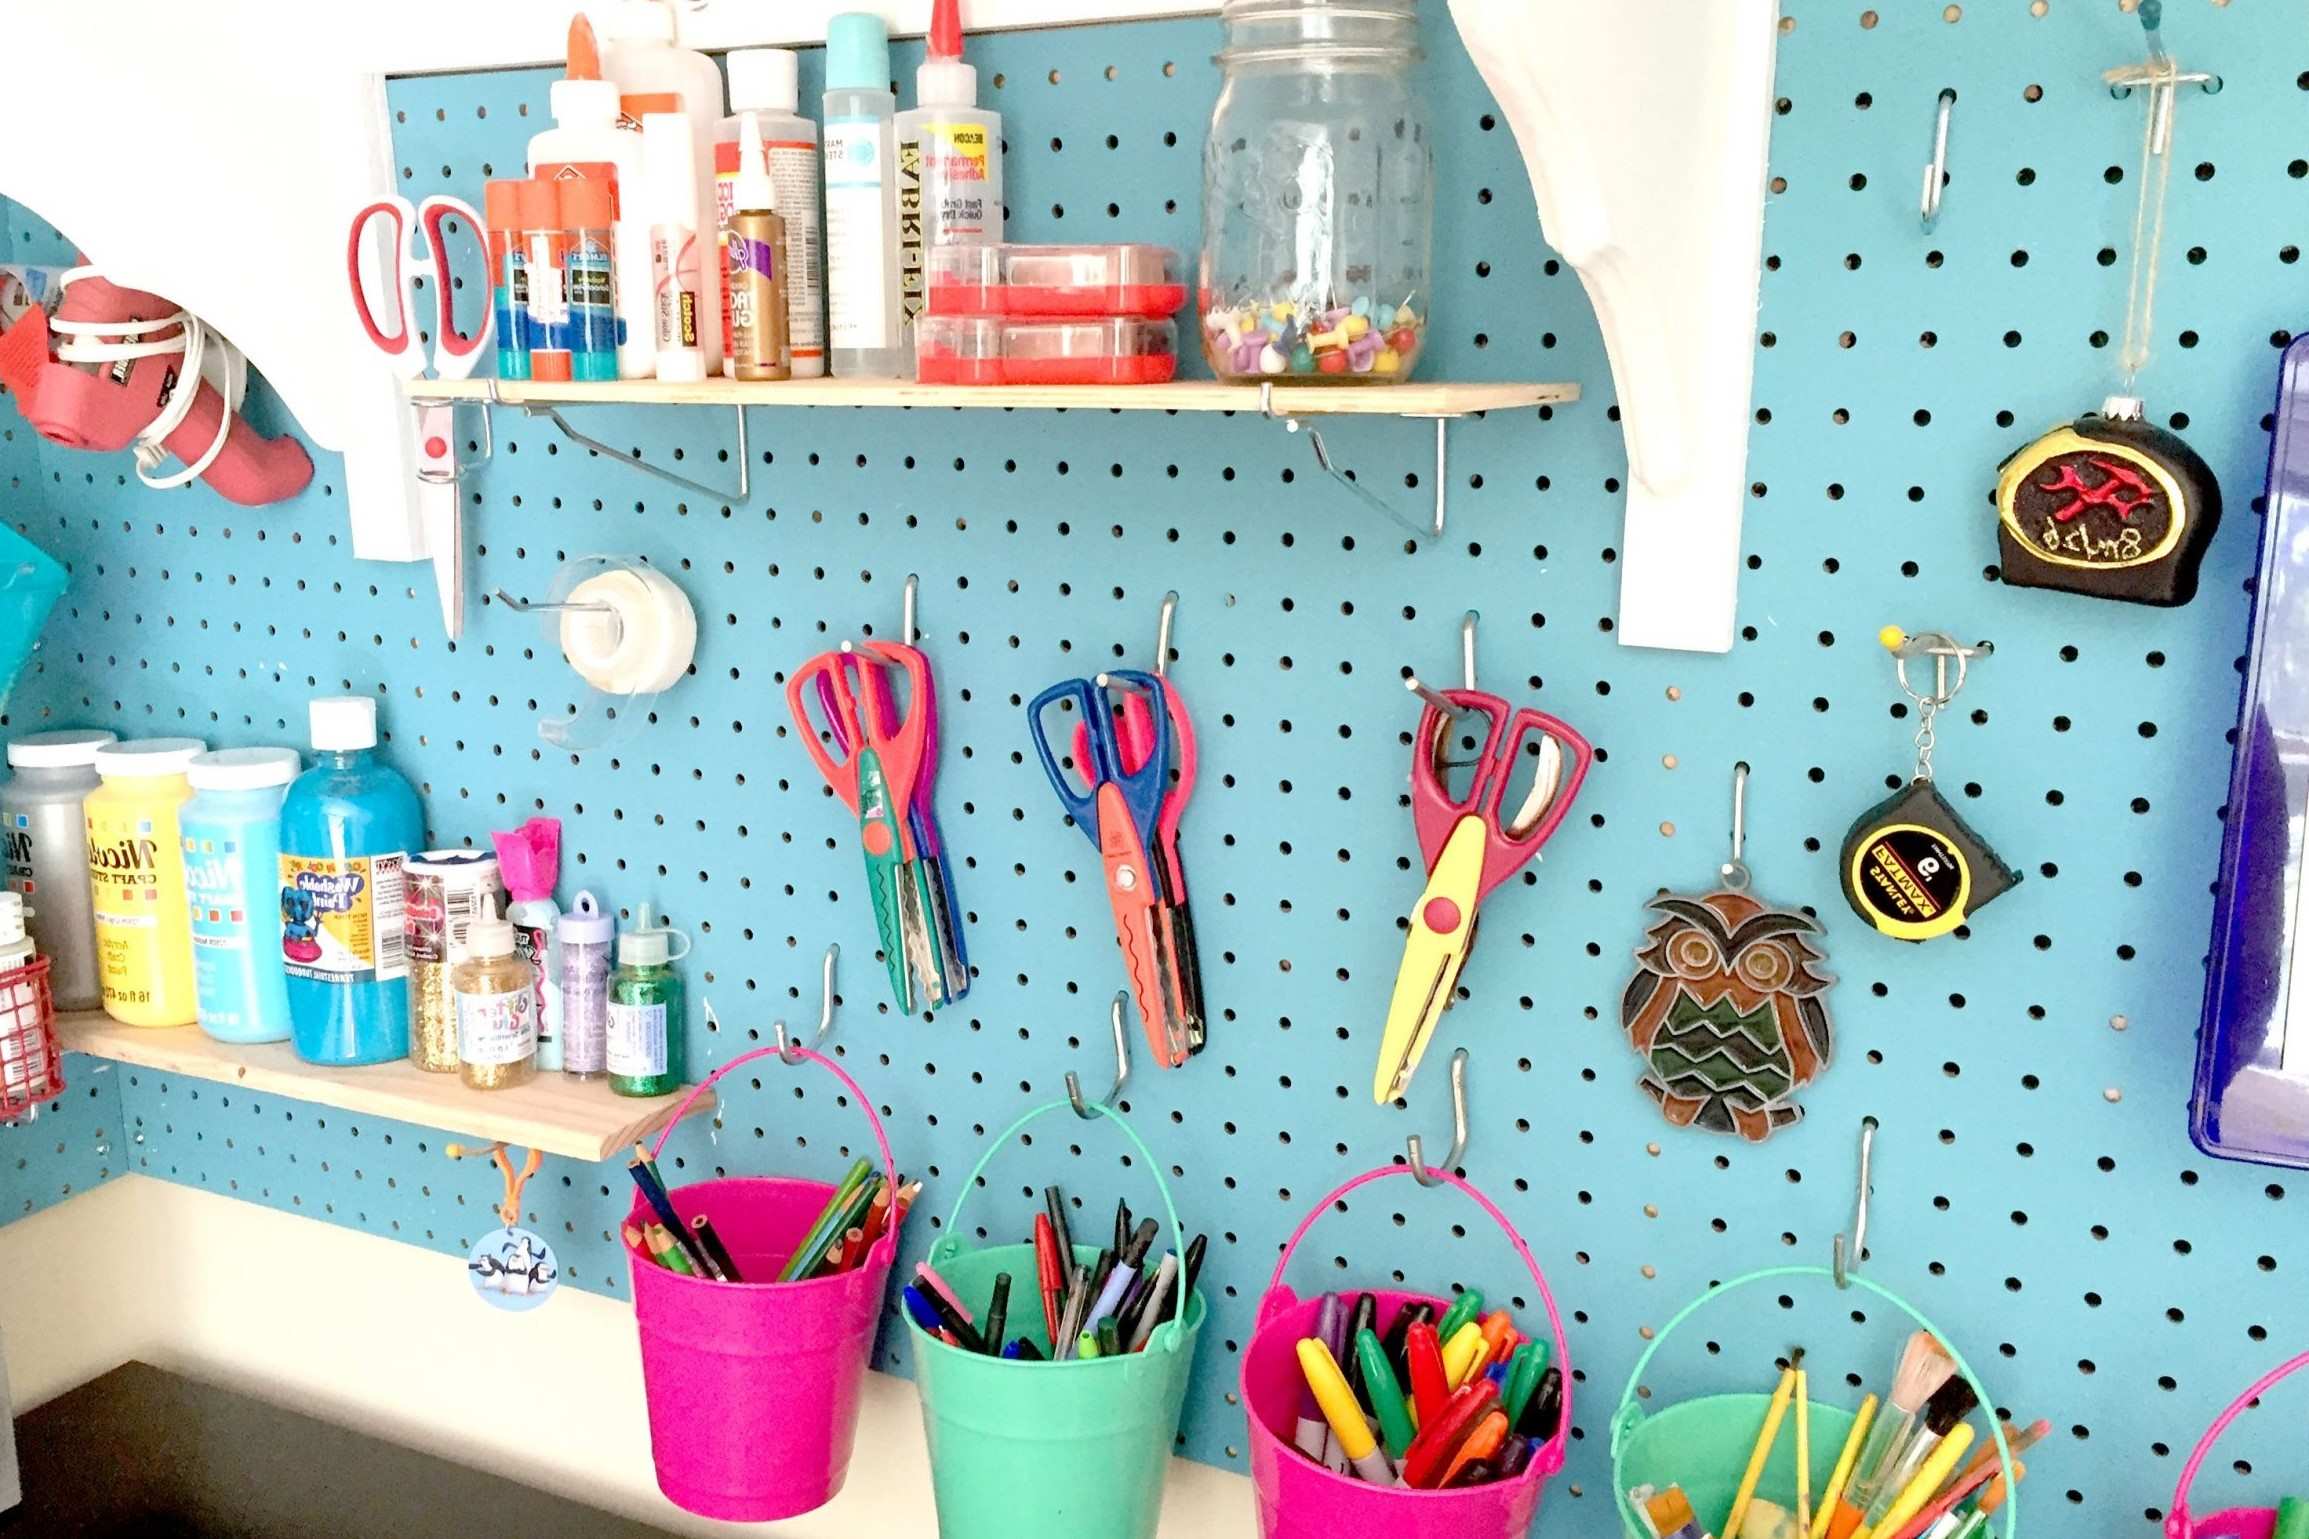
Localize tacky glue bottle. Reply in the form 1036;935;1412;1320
822;14;906;378
717;49;825;377
596;0;724;374
895;0;1004;341
279;698;423;1066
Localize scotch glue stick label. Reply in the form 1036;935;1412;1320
279;852;409;984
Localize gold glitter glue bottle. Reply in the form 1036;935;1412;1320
452;894;537;1092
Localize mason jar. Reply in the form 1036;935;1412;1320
1199;0;1434;384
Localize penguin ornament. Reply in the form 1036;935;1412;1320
1619;765;1835;1143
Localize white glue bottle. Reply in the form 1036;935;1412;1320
718;49;825;379
822;13;907;379
527;71;656;380
641;112;707;382
596;0;724;375
895;0;1003;345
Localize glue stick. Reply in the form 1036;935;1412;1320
483;180;532;379
558;179;619;381
518;179;571;382
641;112;705;382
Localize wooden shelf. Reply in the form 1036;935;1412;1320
410;376;1578;419
57;1014;711;1163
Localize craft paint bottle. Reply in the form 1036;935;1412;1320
278;697;423;1067
453;894;537;1092
85;738;206;1027
894;0;1003;338
404;850;501;1073
607;902;688;1097
557;179;620;381
725;111;792;380
482;180;533;380
822;14;907;378
641;112;706;382
179;747;301;1045
3;728;116;1012
718;48;824;377
557;890;612;1080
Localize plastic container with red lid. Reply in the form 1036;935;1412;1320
915;315;1178;386
926;243;1186;318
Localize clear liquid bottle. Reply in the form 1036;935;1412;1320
607;901;688;1097
822;13;907;378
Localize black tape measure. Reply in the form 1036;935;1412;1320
1994;399;2220;607
1840;780;2021;942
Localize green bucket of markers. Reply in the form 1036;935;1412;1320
906;1099;1205;1539
1609;1267;2020;1539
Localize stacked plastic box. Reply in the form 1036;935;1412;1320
917;243;1185;386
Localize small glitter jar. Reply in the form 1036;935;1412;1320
406;850;502;1073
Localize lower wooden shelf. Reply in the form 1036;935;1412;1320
56;1013;711;1163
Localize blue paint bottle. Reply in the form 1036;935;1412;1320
181;747;301;1044
279;697;424;1066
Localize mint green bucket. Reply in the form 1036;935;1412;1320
907;1100;1204;1539
1609;1267;2020;1539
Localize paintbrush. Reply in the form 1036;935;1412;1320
1856;1377;1979;1537
1828;1332;1954;1539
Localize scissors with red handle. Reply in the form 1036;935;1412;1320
1374;691;1592;1103
785;645;942;1013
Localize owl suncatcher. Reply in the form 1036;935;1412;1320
1619;766;1836;1143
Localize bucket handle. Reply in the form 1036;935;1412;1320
1257;1163;1575;1477
934;1098;1193;1356
2168;1349;2309;1539
1608;1265;2018;1539
646;1044;903;1268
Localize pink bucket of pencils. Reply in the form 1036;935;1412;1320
622;1043;912;1523
1240;1163;1575;1539
2167;1349;2309;1539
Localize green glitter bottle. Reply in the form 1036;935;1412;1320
607;903;689;1097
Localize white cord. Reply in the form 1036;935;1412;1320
45;265;244;491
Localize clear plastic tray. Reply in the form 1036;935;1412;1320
915;315;1178;386
925;243;1186;318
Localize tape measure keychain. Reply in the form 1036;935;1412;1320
1840;629;2021;942
1994;2;2221;606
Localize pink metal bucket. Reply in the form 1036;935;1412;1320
1241;1164;1573;1539
624;1045;900;1522
2168;1349;2309;1539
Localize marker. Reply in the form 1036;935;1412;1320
1298;1338;1395;1484
1406;1319;1450;1426
915;1259;976;1324
1441;1320;1486;1390
1403;1378;1500;1489
1033;1213;1064;1344
1296;1296;1341;1461
1125;1253;1179;1353
1341;1293;1379;1410
1436;1288;1484;1345
1502;1342;1546;1426
915;1278;986;1353
982;1272;1011;1358
1355;1326;1417;1459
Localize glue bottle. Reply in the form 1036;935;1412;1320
596;0;724;374
725;111;792;381
894;0;1003;338
822;13;907;378
717;49;824;377
526;14;655;379
607;902;688;1097
641;112;707;382
452;894;537;1092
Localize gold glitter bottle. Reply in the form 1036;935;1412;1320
452;895;536;1092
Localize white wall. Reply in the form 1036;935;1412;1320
0;1176;1255;1536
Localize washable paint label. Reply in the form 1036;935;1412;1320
469;1226;558;1312
456;984;536;1066
824;118;893;350
279;851;408;984
183;832;256;1027
607;999;668;1076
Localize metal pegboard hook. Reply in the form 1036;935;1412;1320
1153;589;1179;677
1405;609;1480;718
1067;992;1131;1119
902;573;919;647
775;942;840;1064
1257;381;1450;541
1883;627;1991;710
1721;760;1752;892
514;402;749;505
1920;88;1955;231
492;588;615;616
1832;1115;1879;1288
1407;1047;1470;1186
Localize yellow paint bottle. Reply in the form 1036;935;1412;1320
86;738;205;1026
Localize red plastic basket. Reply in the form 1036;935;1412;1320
0;957;62;1119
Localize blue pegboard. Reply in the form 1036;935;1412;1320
0;1058;122;1222
2;3;2307;1532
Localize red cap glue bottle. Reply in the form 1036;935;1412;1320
894;0;1004;337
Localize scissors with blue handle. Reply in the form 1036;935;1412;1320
345;194;491;641
1027;670;1192;1068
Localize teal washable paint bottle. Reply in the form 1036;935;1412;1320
181;747;302;1044
279;698;424;1065
607;902;689;1097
